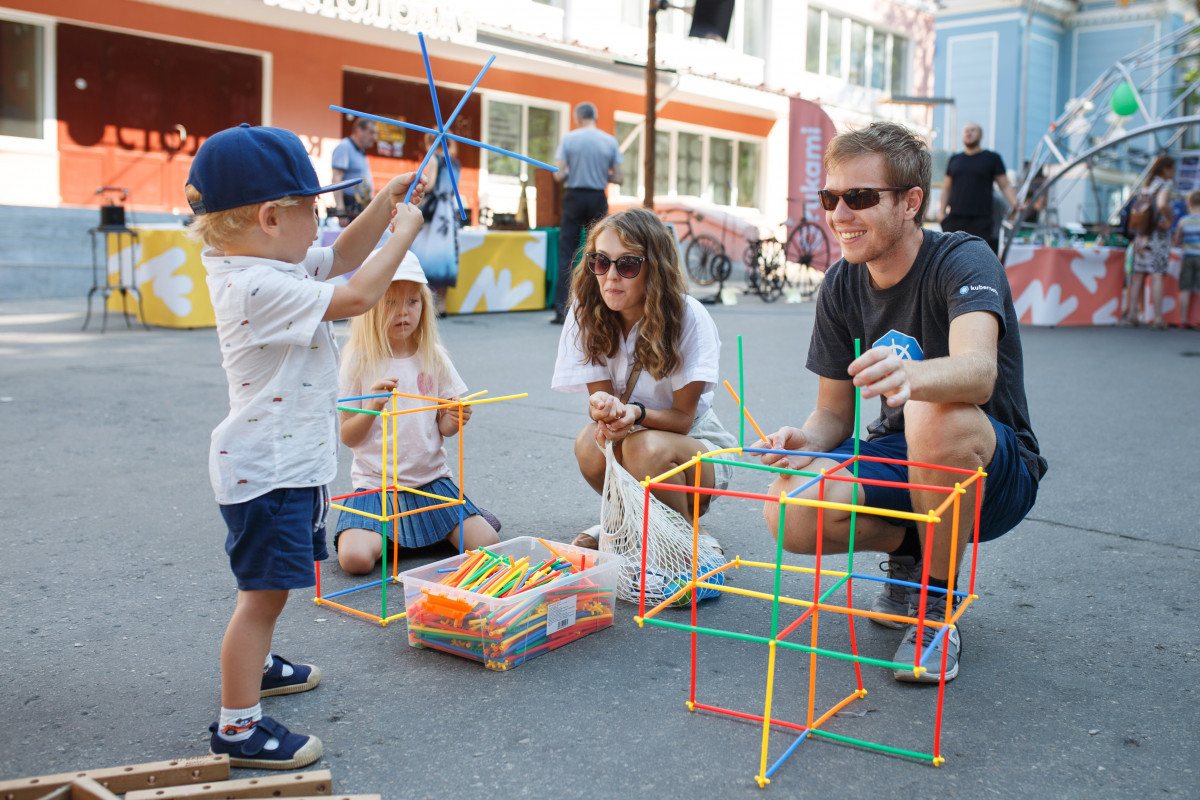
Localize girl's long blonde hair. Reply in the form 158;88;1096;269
342;280;451;392
569;207;688;380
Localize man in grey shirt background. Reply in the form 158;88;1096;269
551;102;623;324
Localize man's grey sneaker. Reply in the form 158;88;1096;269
869;555;921;629
892;596;960;683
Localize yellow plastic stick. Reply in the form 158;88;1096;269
756;640;778;788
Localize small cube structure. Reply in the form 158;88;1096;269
313;388;523;625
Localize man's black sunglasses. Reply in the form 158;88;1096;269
585;252;647;279
817;187;910;211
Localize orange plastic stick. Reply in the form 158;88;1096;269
723;380;767;441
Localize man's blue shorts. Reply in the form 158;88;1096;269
827;415;1037;543
219;487;330;591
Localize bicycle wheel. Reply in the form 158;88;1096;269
685;233;723;286
757;239;785;303
785;221;832;299
711;253;732;284
743;240;762;290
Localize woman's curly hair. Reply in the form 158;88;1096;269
569;207;689;380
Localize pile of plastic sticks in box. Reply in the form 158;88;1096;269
405;545;615;670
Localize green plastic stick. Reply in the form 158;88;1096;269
809;728;934;761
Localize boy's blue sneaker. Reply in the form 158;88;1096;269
261;655;321;698
208;716;322;769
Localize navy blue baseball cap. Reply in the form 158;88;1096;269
186;123;362;215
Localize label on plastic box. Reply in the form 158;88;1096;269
546;596;577;634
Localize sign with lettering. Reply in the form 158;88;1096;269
787;98;836;270
263;0;477;44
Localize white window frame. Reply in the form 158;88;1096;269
804;6;907;94
612;113;766;211
0;8;56;155
480;90;570;186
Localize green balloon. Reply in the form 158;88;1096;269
1111;81;1139;116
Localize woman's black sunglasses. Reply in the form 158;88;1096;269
585;252;647;279
816;187;910;211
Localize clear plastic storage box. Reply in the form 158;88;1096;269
400;536;619;670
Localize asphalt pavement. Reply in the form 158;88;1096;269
1;284;1197;799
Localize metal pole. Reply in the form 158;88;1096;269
644;0;658;209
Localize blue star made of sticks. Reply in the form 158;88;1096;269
331;31;558;219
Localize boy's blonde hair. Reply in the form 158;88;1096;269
1188;190;1200;209
184;184;298;249
342;280;452;394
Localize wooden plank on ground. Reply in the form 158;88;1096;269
66;778;120;800
1;757;230;800
124;770;332;800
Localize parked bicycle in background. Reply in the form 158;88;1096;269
742;211;832;302
658;207;732;287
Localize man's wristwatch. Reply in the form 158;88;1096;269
629;401;646;426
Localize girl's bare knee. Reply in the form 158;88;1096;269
338;549;376;575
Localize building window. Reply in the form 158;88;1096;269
677;131;704;197
618;117;762;209
709;137;733;206
654;130;671;197
825;16;842;78
742;0;766;58
624;0;766;58
848;21;867;86
805;8;906;94
870;30;887;91
0;19;43;139
615;119;641;197
806;7;822;75
485;98;561;182
737;141;760;209
891;36;908;95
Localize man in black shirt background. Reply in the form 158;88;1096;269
939;122;1019;253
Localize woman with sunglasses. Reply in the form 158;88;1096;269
551;207;738;549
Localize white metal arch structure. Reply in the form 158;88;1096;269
1000;23;1200;263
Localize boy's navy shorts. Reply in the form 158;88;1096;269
220;486;329;591
827;415;1038;544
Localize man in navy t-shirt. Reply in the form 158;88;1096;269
940;122;1018;253
754;122;1045;684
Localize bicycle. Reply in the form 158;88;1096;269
743;213;832;303
659;208;732;286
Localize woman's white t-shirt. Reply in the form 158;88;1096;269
551;294;721;416
338;354;467;489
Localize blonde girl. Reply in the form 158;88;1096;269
335;252;499;575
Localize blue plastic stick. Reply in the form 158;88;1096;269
322;578;386;600
330;104;556;175
418;32;467;222
765;728;812;779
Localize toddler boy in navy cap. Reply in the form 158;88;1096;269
185;123;426;769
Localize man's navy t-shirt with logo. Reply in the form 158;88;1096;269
806;229;1047;482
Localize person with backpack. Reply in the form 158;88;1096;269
1122;155;1175;329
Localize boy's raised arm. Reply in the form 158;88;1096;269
323;200;424;322
328;172;427;278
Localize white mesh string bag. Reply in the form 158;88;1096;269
598;441;726;605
